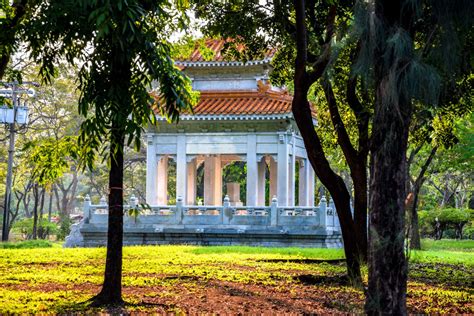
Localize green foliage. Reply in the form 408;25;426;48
12;217;58;239
24;0;198;168
0;0;29;79
24;136;78;187
0;240;53;249
171;36;216;61
419;208;473;239
57;217;72;241
437;208;471;225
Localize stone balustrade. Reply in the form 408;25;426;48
82;194;340;231
66;193;342;248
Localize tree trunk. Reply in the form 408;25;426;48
365;1;414;313
352;161;368;261
366;93;410;314
292;0;361;284
409;185;422;249
48;190;53;222
323;79;369;262
409;146;437;250
91;125;125;305
32;184;39;240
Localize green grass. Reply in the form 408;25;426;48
421;239;474;252
190;245;345;259
0;240;55;249
409;239;474;266
0;240;471;314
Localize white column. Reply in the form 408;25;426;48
145;136;158;204
269;156;278;200
176;134;187;203
308;162;315;207
257;158;266;206
288;134;296;206
204;155;222;205
277;132;289;206
246;135;258;206
186;158;197;205
157;155;168;205
298;159;309;206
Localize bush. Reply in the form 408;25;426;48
57;217;72;241
12;218;59;240
420;208;473;239
419;210;436;237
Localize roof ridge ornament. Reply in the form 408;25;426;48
257;79;271;94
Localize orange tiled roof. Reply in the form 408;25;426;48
152;82;316;120
177;39;276;63
192;89;292;116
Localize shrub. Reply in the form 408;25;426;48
12;218;59;240
57;217;72;241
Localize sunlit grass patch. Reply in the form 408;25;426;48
0;242;472;314
421;239;474;252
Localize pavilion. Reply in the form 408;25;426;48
66;40;342;248
146;40;316;208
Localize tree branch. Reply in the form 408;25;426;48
322;78;358;165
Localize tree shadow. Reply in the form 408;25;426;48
51;298;179;314
258;258;346;264
294;274;350;286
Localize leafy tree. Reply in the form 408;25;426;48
0;61;82;239
406;63;473;249
194;0;364;284
352;0;473;313
24;0;198;305
0;0;29;80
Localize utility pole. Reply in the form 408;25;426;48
1;81;37;241
1;83;17;241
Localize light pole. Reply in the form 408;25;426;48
1;81;38;241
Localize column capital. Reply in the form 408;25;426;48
146;135;154;145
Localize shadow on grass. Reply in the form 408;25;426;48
294;274;350;286
51;298;180;314
258;258;346;264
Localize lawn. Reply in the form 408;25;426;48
0;240;472;314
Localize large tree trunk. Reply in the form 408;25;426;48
366;91;411;314
365;1;415;313
91;125;125;305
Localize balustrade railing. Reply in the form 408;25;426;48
82;193;341;230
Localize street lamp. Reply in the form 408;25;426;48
1;81;38;241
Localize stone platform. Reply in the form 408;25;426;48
65;195;342;248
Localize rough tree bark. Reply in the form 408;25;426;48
365;1;414;313
293;0;362;283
